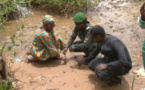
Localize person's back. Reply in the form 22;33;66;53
100;34;132;69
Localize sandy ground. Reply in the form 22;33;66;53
1;0;145;90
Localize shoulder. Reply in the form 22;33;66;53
107;34;122;45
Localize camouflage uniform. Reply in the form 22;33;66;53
67;23;97;56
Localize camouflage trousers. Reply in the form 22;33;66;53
72;40;97;56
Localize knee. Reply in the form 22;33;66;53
88;61;95;70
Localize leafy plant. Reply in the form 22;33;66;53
19;39;23;44
0;79;15;90
14;51;16;57
7;46;12;51
0;0;100;25
10;37;15;46
31;0;100;14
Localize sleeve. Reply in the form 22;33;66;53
67;27;78;48
138;15;145;29
72;35;91;51
107;40;129;69
39;31;58;54
86;44;101;63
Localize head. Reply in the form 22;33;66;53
90;25;106;43
42;15;55;32
73;12;88;30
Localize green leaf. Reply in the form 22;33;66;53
0;42;6;55
14;51;16;57
21;25;24;30
11;37;15;46
2;81;6;90
7;46;12;51
20;39;23;44
6;79;14;90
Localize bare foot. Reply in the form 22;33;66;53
27;55;35;62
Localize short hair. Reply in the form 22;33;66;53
90;25;106;37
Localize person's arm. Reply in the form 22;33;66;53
107;40;129;69
67;27;78;48
85;44;101;63
138;16;145;29
72;35;91;51
39;31;58;55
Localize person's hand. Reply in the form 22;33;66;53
96;64;107;72
69;46;74;52
63;47;68;55
140;2;145;21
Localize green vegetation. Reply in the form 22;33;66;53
0;0;31;25
31;0;100;14
0;79;15;90
0;0;100;25
10;37;15;46
0;42;6;55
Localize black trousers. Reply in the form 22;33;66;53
88;58;130;81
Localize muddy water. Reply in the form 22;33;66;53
0;10;72;45
0;9;97;46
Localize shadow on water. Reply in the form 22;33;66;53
88;74;130;90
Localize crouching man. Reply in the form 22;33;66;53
81;25;132;85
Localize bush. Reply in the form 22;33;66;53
0;0;17;24
31;0;100;14
0;0;100;25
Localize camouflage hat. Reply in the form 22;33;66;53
73;12;86;23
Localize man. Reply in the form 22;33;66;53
63;12;97;58
82;25;132;85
